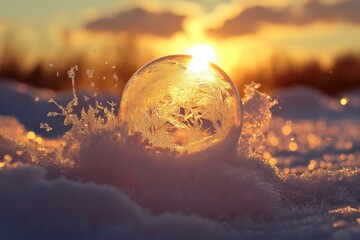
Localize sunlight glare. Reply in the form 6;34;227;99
187;44;217;73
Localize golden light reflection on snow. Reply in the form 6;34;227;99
329;206;360;214
266;118;360;173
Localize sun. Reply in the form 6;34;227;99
187;44;217;63
186;44;217;73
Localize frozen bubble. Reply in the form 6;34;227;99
119;55;243;154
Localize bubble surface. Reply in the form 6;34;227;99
119;55;243;154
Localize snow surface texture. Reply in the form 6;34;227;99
0;80;360;239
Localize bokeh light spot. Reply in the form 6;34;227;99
340;97;348;106
289;142;298;152
27;131;36;140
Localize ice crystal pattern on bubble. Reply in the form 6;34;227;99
119;55;243;154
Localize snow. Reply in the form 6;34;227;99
0;79;360;239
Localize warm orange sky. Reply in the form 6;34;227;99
1;0;360;84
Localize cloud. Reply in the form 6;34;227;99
300;0;360;24
85;8;186;37
209;0;360;37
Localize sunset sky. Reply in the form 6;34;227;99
0;0;360;88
